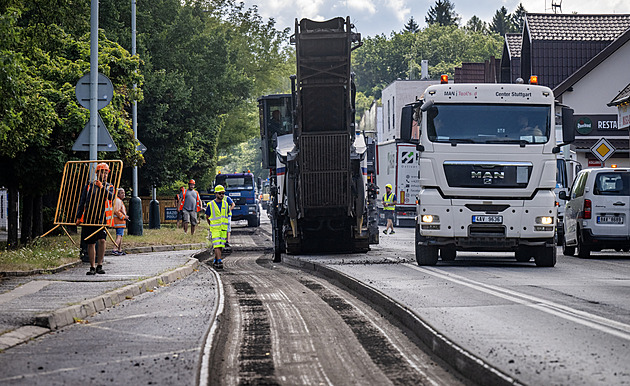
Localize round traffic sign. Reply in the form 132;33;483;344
75;72;114;110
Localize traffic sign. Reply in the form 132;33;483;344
136;139;147;154
72;113;118;152
590;138;615;163
75;72;114;110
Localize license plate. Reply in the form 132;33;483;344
233;206;241;210
597;216;623;224
472;215;503;224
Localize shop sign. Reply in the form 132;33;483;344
588;159;602;167
618;104;630;130
576;117;593;134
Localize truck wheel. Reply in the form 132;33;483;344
534;245;556;267
515;248;531;262
415;229;438;266
576;233;590;258
440;247;456;261
562;236;575;256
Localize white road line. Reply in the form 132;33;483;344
198;264;224;386
407;265;630;341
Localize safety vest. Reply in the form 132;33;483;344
79;183;114;226
383;192;395;211
113;197;127;228
207;199;229;248
179;188;202;212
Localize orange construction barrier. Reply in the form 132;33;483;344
41;160;123;246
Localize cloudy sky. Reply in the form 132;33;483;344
244;0;630;37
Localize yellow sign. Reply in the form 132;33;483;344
590;138;616;163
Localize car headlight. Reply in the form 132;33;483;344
536;216;554;225
421;215;439;223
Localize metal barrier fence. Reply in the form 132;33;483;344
41;160;123;245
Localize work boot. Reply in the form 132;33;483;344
95;265;105;274
382;230;387;234
390;230;395;234
86;267;96;275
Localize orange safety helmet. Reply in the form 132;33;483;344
96;163;110;172
189;179;195;184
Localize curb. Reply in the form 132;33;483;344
283;255;522;386
0;253;203;351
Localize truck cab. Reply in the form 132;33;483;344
215;172;260;227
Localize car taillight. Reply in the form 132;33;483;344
583;199;592;219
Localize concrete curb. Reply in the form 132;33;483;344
0;254;203;352
283;255;522;386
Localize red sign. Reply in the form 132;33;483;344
588;160;602;167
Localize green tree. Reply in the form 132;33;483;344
465;15;487;33
404;16;420;33
511;3;527;32
490;6;517;36
425;0;460;27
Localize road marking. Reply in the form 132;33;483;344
0;280;53;304
407;265;630;341
198;264;224;386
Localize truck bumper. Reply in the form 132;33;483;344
416;189;556;251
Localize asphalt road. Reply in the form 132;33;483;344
205;251;466;386
294;225;630;385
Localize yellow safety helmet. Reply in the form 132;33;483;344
214;185;225;193
385;184;392;189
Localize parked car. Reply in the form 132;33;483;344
560;168;630;257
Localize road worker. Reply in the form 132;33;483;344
382;184;397;235
76;162;116;275
206;185;229;269
180;179;202;235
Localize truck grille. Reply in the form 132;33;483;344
444;161;532;188
299;133;350;208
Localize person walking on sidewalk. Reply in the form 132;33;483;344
112;188;129;255
382;184;397;235
76;162;115;275
180;179;202;235
206;185;229;269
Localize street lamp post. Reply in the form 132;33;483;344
128;0;143;235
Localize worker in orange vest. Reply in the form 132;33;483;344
76;162;115;275
112;188;129;255
179;179;202;235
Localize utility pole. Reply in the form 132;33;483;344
89;0;98;167
128;0;143;235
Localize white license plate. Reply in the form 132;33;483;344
597;216;623;224
233;206;241;210
472;215;503;224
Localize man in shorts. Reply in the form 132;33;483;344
382;183;397;235
180;179;202;235
76;163;116;275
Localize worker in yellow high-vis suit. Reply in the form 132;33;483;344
206;185;229;269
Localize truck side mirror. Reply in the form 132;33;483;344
400;105;414;142
558;190;569;200
561;107;574;144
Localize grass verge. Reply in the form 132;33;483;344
0;222;210;272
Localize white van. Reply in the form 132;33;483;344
560;168;630;257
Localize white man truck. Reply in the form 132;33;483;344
400;81;575;267
376;141;420;226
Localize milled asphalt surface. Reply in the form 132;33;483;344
0;247;207;351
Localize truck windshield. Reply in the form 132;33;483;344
216;176;254;190
427;104;551;145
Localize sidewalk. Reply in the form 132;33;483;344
0;246;208;351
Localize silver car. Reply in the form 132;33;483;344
560;168;630;258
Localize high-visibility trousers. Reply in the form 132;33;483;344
211;228;227;249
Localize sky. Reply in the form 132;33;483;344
242;0;630;38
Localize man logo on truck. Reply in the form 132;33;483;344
472;171;504;185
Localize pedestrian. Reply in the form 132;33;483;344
225;192;235;247
112;188;129;255
76;162;116;275
206;184;229;269
382;183;397;235
175;186;185;228
179;179;202;235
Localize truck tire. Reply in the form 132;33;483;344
439;247;456;261
515;248;531;262
415;229;438;266
534;245;556;267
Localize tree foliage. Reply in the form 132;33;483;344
490;6;518;36
404;16;420;33
425;0;460;27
